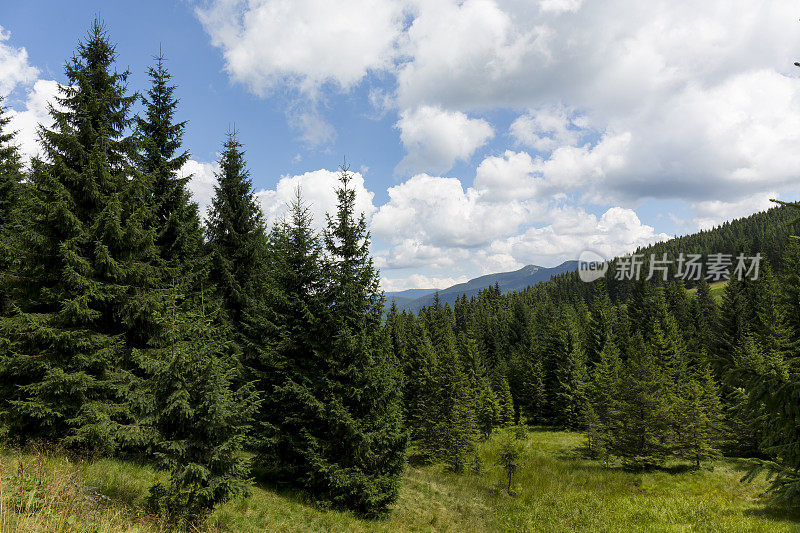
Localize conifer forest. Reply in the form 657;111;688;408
0;15;799;533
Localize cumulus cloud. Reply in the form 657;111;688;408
184;0;800;285
196;0;800;205
375;238;470;270
380;273;470;293
0;27;39;97
372;173;535;249
195;0;405;96
395;0;548;110
255;168;376;231
539;0;583;14
180;159;220;219
7;79;60;162
535;131;631;200
692;192;778;231
474;150;540;202
496;206;669;266
510;105;589;152
395;106;494;174
394;0;800;204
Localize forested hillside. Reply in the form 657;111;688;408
0;19;798;531
386;201;800;490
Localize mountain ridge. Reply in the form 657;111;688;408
385;260;579;313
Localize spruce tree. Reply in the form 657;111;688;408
206;130;269;344
509;343;546;424
401;319;437;440
0;97;23;316
739;199;800;503
587;341;622;457
551;316;589;429
0;21;160;450
607;334;671;468
292;165;407;514
136;52;204;288
676;364;723;468
690;278;718;364
780;238;800;338
751;261;792;371
255;189;326;479
494;371;516;427
459;333;499;438
586;283;613;367
417;326;478;472
147;289;258;524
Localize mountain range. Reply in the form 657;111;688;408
385;260;579;313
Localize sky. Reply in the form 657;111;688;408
1;1;799;292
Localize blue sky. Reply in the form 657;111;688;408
1;1;799;291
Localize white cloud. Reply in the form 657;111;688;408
376;238;470;270
510;105;588;152
195;1;800;205
497;206;669;266
395;106;494;174
182;0;800;287
535;131;631;200
539;0;583;14
195;0;406;96
381;273;469;293
180;159;220;220
255;168;376;231
474;150;540;202
396;0;547;110
372;173;535;248
291;110;336;147
7;79;60;161
472;249;524;274
692;192;777;231
0;27;39;97
394;0;800;204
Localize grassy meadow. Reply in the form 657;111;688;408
0;429;797;532
686;280;728;301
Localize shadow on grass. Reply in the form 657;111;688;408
249;464;393;522
743;504;800;524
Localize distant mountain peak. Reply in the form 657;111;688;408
385;260;578;313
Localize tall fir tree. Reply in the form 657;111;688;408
586;341;622;457
417;322;478;472
0;97;24;317
585;283;613;367
509;341;546;424
552;315;589;429
255;189;326;478
147;288;259;524
607;334;672;468
675;364;723;468
0;21;161;450
205;131;271;369
289;165;407;514
780;237;800;338
136;52;204;289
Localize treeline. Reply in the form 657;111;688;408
0;21;404;524
387;206;800;502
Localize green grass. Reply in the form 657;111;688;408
1;429;797;532
686;280;728;301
